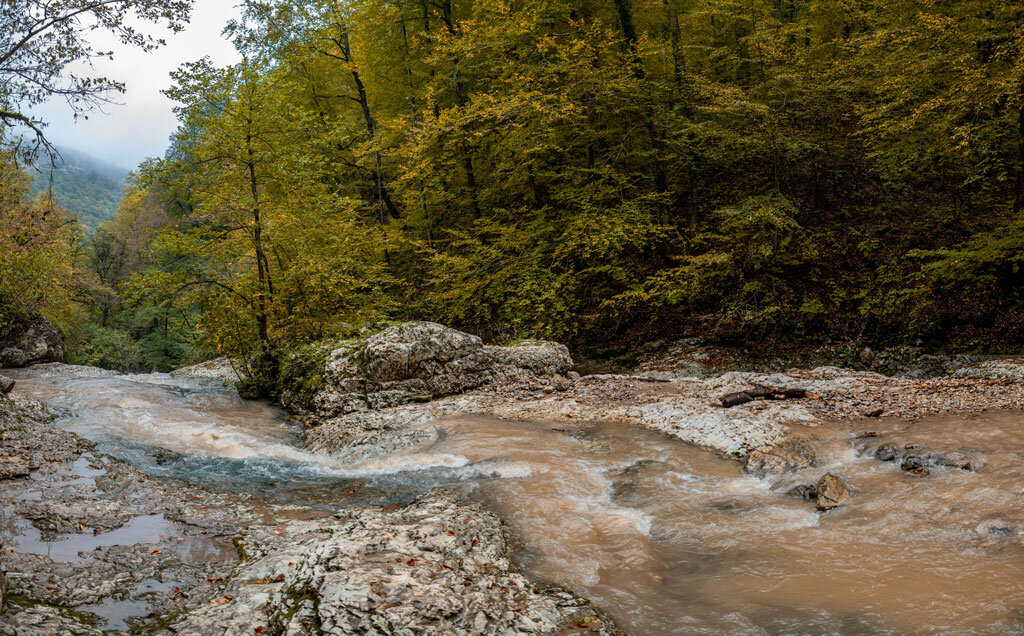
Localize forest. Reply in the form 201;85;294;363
31;147;129;231
3;0;1024;380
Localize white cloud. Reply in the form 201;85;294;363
33;0;242;169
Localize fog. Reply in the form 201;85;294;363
33;1;242;170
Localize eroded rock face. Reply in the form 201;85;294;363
301;322;572;419
168;491;620;636
0;313;62;368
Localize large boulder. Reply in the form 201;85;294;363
0;313;62;368
298;322;572;418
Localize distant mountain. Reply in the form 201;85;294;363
30;147;129;232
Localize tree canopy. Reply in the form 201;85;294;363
8;0;1024;376
0;0;194;156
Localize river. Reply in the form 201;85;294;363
6;364;1024;634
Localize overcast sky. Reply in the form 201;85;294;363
34;1;242;170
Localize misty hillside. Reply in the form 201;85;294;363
31;147;129;231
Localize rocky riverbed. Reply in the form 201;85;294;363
6;322;1024;635
299;325;1024;466
0;386;618;635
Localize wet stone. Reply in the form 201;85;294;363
975;520;1017;540
708;499;748;512
786;484;818;501
874;445;898;462
0;454;30;480
815;473;850;511
0;375;14;394
901;455;927;472
935;451;982;472
744;442;816;477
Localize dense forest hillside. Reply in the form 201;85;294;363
4;0;1024;378
30;147;128;231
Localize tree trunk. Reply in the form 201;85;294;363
246;133;270;349
462;145;482;218
337;25;400;220
612;0;638;49
662;0;683;87
1016;97;1024;214
612;0;669;211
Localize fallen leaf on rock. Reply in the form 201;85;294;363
151;549;161;555
212;595;233;605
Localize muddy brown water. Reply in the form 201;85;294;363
6;366;1024;634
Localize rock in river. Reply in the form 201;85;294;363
874;444;898;462
815;473;850;511
743;442;816;477
786;484;818;501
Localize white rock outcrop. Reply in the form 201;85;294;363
304;322;572;417
168;491;619;636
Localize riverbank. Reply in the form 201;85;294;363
0;381;620;635
302;357;1024;469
